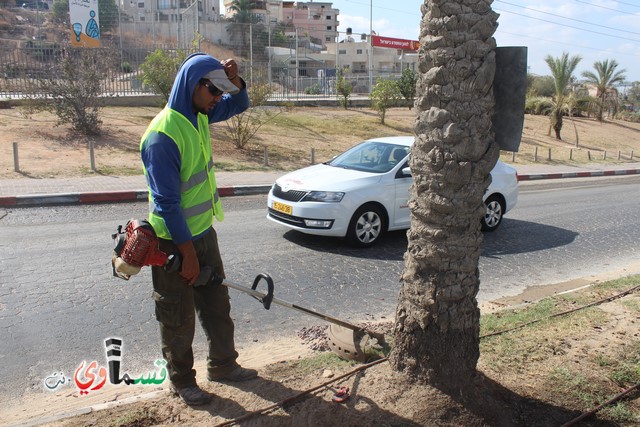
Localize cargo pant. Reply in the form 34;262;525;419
151;227;239;389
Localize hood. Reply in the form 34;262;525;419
275;164;382;192
167;53;227;127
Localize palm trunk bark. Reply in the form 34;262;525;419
390;0;499;397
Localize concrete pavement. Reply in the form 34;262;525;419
1;163;640;207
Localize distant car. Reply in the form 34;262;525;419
267;136;519;247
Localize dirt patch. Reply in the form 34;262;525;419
2;277;639;427
2;106;640;179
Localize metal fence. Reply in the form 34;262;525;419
0;37;405;101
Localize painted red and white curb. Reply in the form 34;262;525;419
517;169;640;181
0;185;274;208
1;170;639;208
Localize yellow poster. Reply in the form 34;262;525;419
69;0;101;47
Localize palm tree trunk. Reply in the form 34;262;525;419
390;0;499;397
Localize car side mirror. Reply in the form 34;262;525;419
401;167;412;177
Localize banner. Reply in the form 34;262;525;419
371;35;419;51
69;0;101;47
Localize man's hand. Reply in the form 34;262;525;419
177;240;199;285
221;58;242;90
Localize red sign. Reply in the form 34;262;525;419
372;35;419;51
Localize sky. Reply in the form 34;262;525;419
331;0;640;84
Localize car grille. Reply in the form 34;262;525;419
268;208;306;227
272;184;308;202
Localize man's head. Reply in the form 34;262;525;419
191;62;240;115
167;53;240;117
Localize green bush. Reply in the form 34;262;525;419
525;96;554;115
304;84;321;95
140;49;187;103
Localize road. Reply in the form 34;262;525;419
1;175;640;406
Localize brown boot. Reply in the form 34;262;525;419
170;384;212;405
208;366;258;382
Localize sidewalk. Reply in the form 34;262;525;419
1;163;640;207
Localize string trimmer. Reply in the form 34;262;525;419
111;219;386;362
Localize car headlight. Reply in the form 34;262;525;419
301;191;345;203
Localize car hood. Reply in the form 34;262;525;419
275;164;383;192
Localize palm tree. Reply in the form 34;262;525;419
229;0;257;24
581;59;627;121
544;52;582;140
226;0;259;58
389;0;499;396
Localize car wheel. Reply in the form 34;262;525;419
346;204;386;247
481;194;505;232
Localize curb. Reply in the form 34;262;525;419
0;184;273;208
517;168;640;181
1;170;639;208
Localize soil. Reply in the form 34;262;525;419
1;106;640;426
2;105;640;179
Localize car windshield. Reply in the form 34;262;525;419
327;141;410;173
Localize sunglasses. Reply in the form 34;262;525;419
201;79;223;97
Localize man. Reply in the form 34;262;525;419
140;53;257;406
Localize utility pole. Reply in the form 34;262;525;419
369;0;373;92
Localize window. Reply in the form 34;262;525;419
326;37;331;42
356;49;363;54
338;49;346;54
326;26;332;30
137;2;144;7
326;15;331;20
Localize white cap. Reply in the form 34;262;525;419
203;68;240;94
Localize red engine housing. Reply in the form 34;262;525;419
119;219;169;267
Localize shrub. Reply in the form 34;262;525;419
370;78;401;124
525;96;554;116
22;47;113;135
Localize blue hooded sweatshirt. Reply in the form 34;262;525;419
140;53;249;244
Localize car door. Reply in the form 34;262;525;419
392;160;412;229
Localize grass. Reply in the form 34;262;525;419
479;275;640;424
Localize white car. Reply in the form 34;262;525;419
267;136;519;247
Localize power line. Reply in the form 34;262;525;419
572;0;640;15
495;8;640;43
496;0;640;35
496;29;640;60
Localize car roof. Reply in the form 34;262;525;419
365;136;414;147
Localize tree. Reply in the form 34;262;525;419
397;68;418;109
528;74;555;97
370;78;401;124
140;49;187;104
389;0;500;396
52;0;118;32
336;67;352;109
581;59;627;121
544;52;582;140
23;48;113;135
222;65;283;149
229;0;259;24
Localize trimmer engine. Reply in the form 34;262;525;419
112;219;178;280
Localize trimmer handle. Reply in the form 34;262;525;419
251;273;274;310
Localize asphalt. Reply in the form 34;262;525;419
1;162;640;207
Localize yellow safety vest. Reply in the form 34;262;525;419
141;107;224;240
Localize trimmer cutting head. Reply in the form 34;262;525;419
327;324;386;362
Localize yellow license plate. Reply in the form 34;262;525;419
273;201;292;215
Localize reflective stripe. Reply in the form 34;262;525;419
180;159;214;192
183;199;214;218
149;191;219;217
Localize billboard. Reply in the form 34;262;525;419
372;35;419;51
69;0;101;47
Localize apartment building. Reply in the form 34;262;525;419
223;0;339;48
